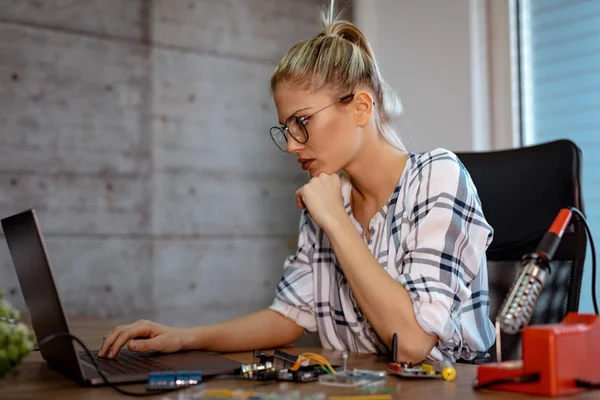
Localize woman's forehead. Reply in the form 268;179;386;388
275;85;323;103
274;86;331;120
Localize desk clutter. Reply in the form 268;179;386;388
156;387;394;400
147;349;456;399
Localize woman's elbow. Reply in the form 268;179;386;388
396;333;438;364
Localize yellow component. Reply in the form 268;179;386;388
202;389;236;397
421;364;436;375
441;366;456;382
329;395;392;400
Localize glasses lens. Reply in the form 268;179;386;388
270;127;288;152
287;117;308;143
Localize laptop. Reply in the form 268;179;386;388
1;209;242;386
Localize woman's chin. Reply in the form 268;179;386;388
307;162;339;178
309;169;336;178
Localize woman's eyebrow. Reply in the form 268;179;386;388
279;106;312;125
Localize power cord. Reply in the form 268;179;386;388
576;379;600;390
37;332;251;397
569;207;598;315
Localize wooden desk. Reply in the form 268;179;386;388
0;318;597;399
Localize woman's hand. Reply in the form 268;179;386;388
295;173;347;230
98;319;190;358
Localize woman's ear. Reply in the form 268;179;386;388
354;90;375;127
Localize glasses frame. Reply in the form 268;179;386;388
269;93;355;152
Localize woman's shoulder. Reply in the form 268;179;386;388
401;147;484;209
406;148;465;185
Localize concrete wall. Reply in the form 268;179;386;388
0;0;331;327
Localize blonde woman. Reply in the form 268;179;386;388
100;1;495;364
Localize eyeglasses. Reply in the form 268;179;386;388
269;94;355;152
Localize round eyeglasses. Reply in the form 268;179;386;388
269;94;355;152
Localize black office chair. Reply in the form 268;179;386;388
456;139;587;361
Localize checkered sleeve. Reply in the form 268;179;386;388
269;209;318;332
395;150;494;361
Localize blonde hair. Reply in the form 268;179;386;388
270;0;405;150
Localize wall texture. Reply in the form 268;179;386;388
0;0;333;327
354;0;490;153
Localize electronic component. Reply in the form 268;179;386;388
146;370;201;390
388;361;456;382
274;349;300;365
252;349;299;368
319;373;376;387
388;362;439;379
239;361;276;379
253;349;275;364
319;369;387;387
279;365;330;382
244;350;338;382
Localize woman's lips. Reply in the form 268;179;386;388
302;160;314;170
298;159;315;170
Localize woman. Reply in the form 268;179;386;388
99;2;495;363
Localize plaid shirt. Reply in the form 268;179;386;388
270;149;495;362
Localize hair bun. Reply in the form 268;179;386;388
320;2;374;60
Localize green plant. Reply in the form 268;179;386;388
0;292;34;380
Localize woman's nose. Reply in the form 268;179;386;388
286;136;304;153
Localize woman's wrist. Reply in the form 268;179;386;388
179;326;205;351
322;209;352;236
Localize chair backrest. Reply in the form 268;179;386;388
456;139;587;361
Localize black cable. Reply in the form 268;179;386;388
473;373;540;391
38;332;195;397
569;207;598;315
576;379;600;390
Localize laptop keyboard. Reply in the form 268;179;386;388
79;351;168;375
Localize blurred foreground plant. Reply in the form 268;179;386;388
0;292;34;381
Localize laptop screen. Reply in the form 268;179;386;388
2;209;85;383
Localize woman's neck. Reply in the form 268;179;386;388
345;137;409;210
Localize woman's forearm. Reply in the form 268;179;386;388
324;216;437;362
182;308;305;352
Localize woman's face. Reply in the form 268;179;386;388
273;85;363;177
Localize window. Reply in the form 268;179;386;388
518;0;600;312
